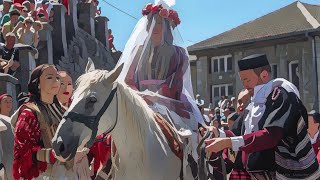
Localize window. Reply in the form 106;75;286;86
271;64;278;79
211;55;232;73
227;57;233;71
219;58;225;72
221;86;226;96
213;59;218;72
211;84;234;99
228;85;233;96
214;87;220;97
289;61;299;90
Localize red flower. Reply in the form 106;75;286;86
159;8;169;18
142;3;181;26
142;3;153;15
151;5;160;14
145;3;153;11
168;10;180;26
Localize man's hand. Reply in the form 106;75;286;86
15;21;24;29
205;137;232;153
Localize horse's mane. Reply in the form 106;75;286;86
117;82;156;128
75;70;109;92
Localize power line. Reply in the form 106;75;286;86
101;0;139;20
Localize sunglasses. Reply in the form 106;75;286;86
37;14;45;18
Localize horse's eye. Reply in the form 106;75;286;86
89;96;97;103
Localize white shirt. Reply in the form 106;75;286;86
230;78;300;151
310;130;320;144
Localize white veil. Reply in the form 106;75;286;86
116;0;205;128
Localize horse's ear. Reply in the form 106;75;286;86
85;58;95;73
107;63;124;82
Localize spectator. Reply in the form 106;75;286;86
20;5;29;18
221;106;235;128
108;29;116;52
211;119;222;129
36;10;47;22
208;103;215;120
223;106;235;121
27;0;36;17
195;94;204;108
218;95;228;109
17;16;39;47
1;3;25;27
1;7;23;41
200;107;210;126
0;32;20;75
307;110;320;164
229;96;236;109
36;0;49;21
33;20;43;32
0;94;12;117
22;1;31;12
0;0;13;22
212;107;221;121
95;1;101;16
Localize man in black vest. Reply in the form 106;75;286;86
206;54;320;179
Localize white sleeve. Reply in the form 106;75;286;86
218;129;226;138
230;136;245;151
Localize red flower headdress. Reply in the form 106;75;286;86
142;3;181;26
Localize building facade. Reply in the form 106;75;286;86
188;1;320;112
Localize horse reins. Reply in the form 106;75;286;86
64;87;119;147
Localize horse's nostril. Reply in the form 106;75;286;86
59;142;65;153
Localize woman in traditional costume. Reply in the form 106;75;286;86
118;0;204;160
116;2;206;170
12;64;64;179
11;64;91;179
57;71;73;108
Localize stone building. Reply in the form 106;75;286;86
0;0;117;112
188;1;320;112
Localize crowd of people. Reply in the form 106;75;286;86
0;0;107;76
0;0;57;76
196;94;238;131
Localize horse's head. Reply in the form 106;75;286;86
52;59;123;161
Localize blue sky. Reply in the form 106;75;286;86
100;0;319;51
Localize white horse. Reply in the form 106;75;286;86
52;61;194;179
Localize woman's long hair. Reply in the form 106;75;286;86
26;64;63;125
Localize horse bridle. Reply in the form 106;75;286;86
63;87;118;147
